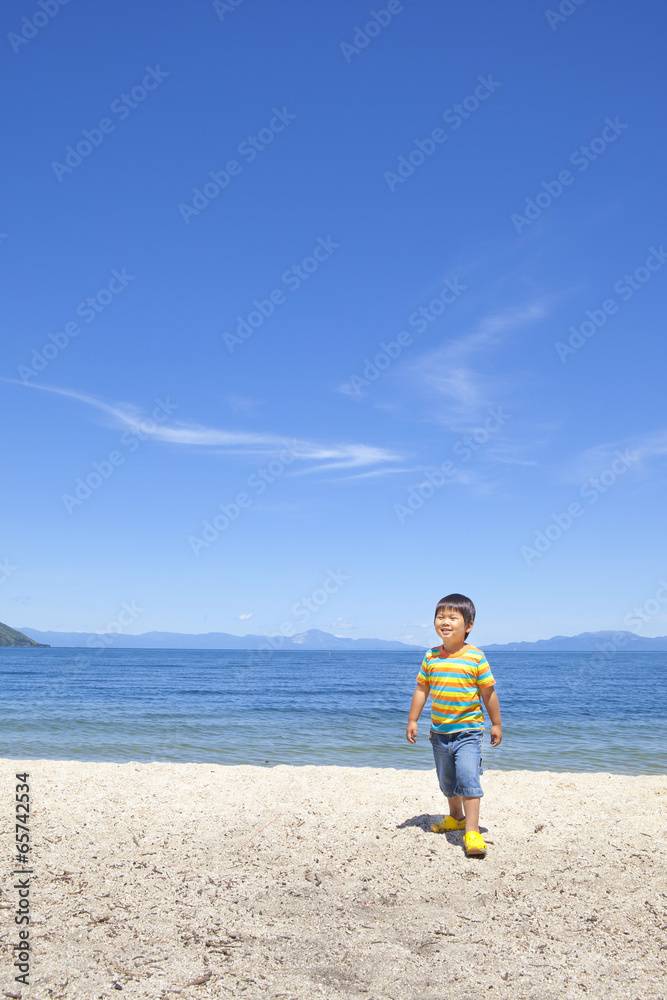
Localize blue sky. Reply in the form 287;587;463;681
2;0;666;645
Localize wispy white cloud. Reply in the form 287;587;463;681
227;395;263;416
11;381;401;471
238;613;253;620
629;431;667;464
411;302;547;430
418;365;483;418
442;302;547;361
288;443;401;472
561;429;667;484
437;465;502;494
479;438;539;468
331;466;414;482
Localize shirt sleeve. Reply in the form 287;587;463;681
416;654;430;686
476;651;495;688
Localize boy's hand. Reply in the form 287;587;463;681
481;686;502;746
406;683;428;743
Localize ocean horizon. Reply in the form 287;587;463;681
2;647;664;774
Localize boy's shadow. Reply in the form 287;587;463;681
397;814;488;847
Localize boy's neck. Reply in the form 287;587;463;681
439;639;469;656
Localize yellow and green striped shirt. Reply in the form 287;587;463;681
416;643;495;733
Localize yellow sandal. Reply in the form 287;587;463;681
463;831;487;857
431;815;466;833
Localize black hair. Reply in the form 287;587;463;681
434;593;476;635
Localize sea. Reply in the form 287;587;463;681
1;648;665;774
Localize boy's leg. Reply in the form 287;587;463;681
452;731;484;834
429;733;466;832
447;795;465;821
462;796;480;834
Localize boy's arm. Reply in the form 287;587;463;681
480;685;502;746
406;682;429;743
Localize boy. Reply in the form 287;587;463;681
406;593;502;858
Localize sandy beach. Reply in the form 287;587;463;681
1;761;665;999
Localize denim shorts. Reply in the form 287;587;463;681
429;728;484;798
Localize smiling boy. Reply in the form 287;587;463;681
406;593;502;858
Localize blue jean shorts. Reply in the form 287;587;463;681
429;728;484;798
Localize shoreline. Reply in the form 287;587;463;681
0;747;667;787
2;760;665;999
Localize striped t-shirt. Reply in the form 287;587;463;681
416;643;495;733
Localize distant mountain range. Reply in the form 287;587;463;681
484;631;667;652
18;626;422;651
9;626;667;652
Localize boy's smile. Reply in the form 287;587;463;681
434;607;471;653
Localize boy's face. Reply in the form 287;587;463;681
434;607;471;649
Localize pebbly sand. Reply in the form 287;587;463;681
1;761;666;1000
